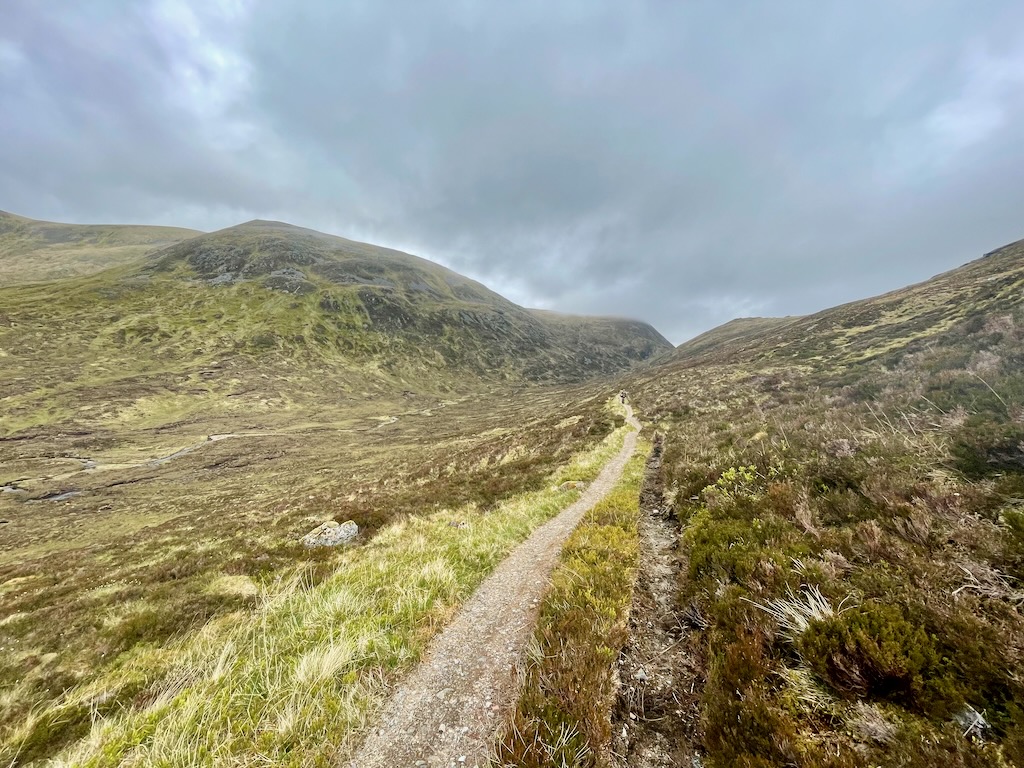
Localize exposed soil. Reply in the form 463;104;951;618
611;433;706;768
345;405;641;768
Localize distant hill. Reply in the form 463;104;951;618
0;217;670;435
0;210;201;283
672;316;796;360
140;219;671;380
666;238;1024;369
624;238;1024;766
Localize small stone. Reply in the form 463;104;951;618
300;519;358;548
955;704;989;737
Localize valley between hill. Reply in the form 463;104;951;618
2;215;1023;768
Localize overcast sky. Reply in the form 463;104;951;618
3;2;1024;342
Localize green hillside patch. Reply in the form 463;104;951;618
0;210;200;284
0;218;671;441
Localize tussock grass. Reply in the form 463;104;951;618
0;382;621;763
492;441;648;767
29;417;632;768
743;585;855;644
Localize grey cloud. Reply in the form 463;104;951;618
3;1;1024;342
0;1;290;225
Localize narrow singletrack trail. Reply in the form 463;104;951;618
346;404;642;768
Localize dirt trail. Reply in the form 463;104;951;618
346;404;641;768
612;434;705;767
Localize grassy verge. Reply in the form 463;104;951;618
492;438;649;767
25;405;630;768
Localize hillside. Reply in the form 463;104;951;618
0;218;670;439
672;315;796;360
618;239;1024;766
8;215;1023;768
142;219;671;380
669;237;1024;370
0;210;200;284
526;308;674;376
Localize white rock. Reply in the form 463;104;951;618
300;519;359;548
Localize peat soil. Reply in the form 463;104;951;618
611;433;706;767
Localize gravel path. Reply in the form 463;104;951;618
346;404;641;768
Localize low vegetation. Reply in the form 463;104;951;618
0;210;199;285
493;441;648;767
628;242;1024;767
2;400;630;766
4;212;1022;767
0;213;668;766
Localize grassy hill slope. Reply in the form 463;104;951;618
672;316;797;360
0;210;200;284
143;219;671;381
624;238;1024;766
0;215;675;765
670;238;1024;370
0;218;670;438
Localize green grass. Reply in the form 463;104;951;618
669;237;1024;370
492;441;648;767
0;210;199;284
1;210;660;767
1;367;629;763
5;214;1022;767
17;411;631;768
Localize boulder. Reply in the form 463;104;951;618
301;519;359;548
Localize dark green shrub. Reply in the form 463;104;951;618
799;602;957;715
685;511;797;587
817;487;879;526
951;418;1024;479
1003;702;1024;767
1006;509;1024;542
876;719;1006;768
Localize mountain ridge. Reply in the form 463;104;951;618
0;215;671;437
0;209;202;284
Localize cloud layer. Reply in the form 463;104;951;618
3;1;1024;341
